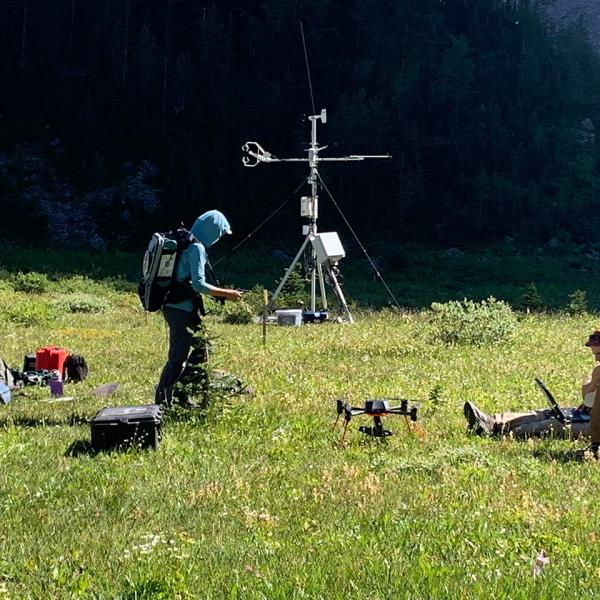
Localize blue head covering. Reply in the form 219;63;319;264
190;210;232;248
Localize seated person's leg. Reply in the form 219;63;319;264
509;412;568;439
569;420;592;440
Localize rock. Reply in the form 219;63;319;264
443;247;464;258
585;249;600;260
581;118;595;132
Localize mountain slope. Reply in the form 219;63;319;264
545;0;600;48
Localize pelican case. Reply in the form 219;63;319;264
91;404;163;451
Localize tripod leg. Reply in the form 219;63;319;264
326;265;354;324
310;252;317;312
333;414;340;431
266;236;311;313
340;421;349;445
317;262;328;310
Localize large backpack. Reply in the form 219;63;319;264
138;228;195;312
64;354;89;382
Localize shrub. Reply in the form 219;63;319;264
3;299;54;326
11;271;50;294
429;296;517;346
567;289;588;315
521;282;544;312
53;293;111;313
274;264;308;308
237;285;268;313
221;299;255;325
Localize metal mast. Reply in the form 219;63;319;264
242;109;389;323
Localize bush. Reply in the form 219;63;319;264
237;285;268;313
221;300;255;325
429;296;517;346
521;282;544;312
3;299;55;326
11;271;50;294
274;264;308;308
567;289;588;315
53;293;111;313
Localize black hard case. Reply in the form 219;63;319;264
91;404;163;451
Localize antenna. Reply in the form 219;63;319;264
242;110;389;323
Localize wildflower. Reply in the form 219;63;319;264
533;550;549;577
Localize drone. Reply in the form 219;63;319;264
334;398;420;443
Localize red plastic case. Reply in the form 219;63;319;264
35;346;69;377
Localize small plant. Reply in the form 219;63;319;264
521;282;544;312
221;299;255;324
429;296;517;346
53;293;111;314
238;285;269;313
424;384;444;418
275;264;308;308
567;289;588;315
11;271;50;294
174;323;213;408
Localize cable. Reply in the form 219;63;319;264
300;22;316;115
316;172;403;311
213;179;307;267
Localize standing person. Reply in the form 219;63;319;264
155;210;242;407
463;330;600;441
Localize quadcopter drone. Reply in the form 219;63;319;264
334;398;420;443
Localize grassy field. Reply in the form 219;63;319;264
1;258;600;598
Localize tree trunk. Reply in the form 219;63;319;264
122;0;130;87
161;0;172;133
20;0;28;72
70;0;76;48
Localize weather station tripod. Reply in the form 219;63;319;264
242;109;389;323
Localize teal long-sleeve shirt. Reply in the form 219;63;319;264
164;242;218;312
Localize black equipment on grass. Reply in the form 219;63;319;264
90;404;164;451
334;398;420;443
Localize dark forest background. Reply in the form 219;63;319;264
1;0;600;253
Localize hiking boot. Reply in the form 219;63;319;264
463;401;495;436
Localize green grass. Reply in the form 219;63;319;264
1;259;600;598
4;239;600;310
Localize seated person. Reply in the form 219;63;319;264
463;330;600;441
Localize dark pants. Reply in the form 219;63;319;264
155;306;207;405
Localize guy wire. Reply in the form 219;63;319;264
300;22;316;115
213;179;307;267
316;172;403;311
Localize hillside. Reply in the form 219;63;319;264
545;0;600;48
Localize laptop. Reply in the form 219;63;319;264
534;378;591;424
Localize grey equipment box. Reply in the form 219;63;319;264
91;404;163;451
